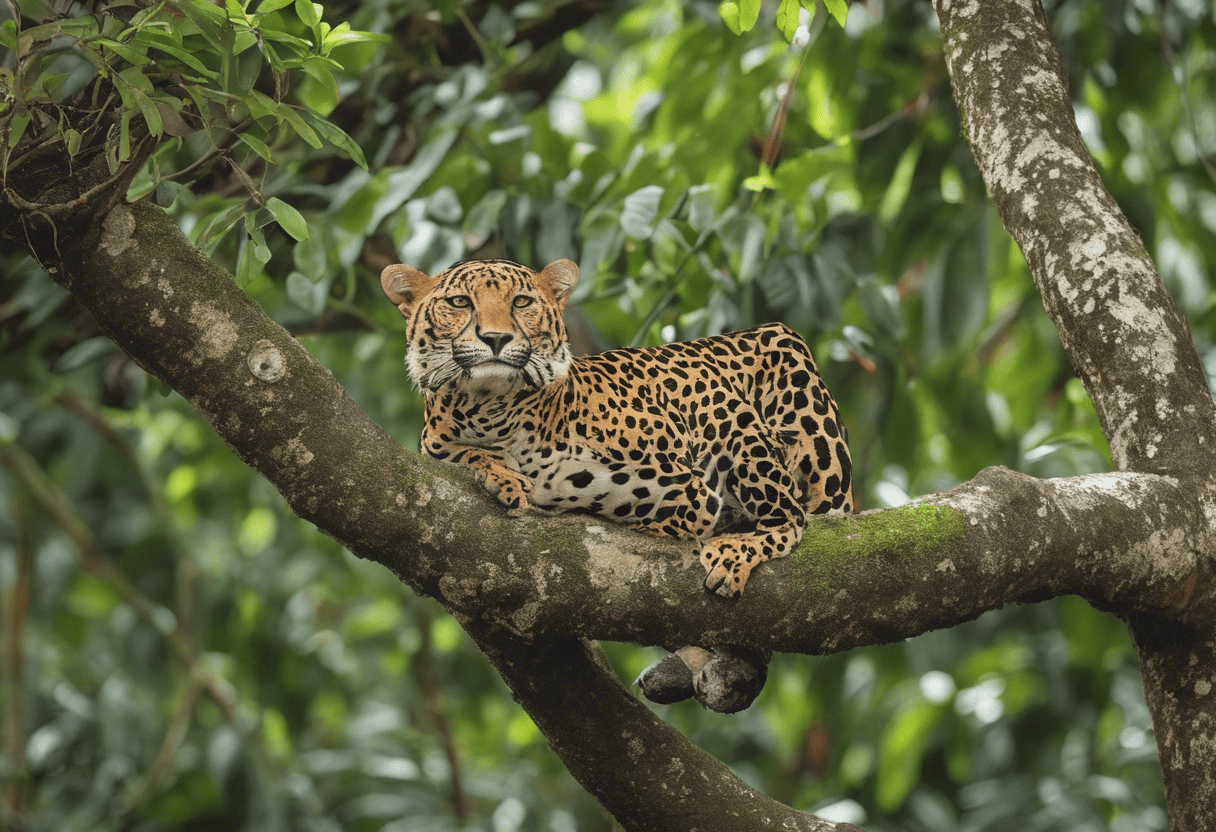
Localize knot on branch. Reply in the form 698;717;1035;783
248;340;288;383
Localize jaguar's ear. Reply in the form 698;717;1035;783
381;264;439;318
535;259;579;310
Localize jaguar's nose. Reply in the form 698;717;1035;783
477;329;514;355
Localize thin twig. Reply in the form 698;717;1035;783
1;498;32;829
117;676;202;818
412;604;469;825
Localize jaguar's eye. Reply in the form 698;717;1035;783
446;295;471;308
512;295;534;309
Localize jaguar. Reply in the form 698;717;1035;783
380;257;854;599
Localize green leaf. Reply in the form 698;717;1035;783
718;0;760;34
118;109;132;161
196;202;247;250
276;103;322;147
117;66;153;94
98;38;151;66
303;110;368;169
743;165;777;193
718;2;738;35
320;21;386;55
130;87;163;137
821;0;848;27
285;271;326;314
876;699;941;811
620;185;664;239
235;237;262;286
258;0;295;12
878;137;922;224
138;34;219;78
238;132;274;162
776;0;802;41
294;0;320;27
687;184;718;234
7;112;31;150
224;0;252;25
266;197;309;241
856;276;904;338
53;336;116;372
258;28;313;52
172;0;228;50
806;59;841;140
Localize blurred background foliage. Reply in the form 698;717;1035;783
1;0;1214;829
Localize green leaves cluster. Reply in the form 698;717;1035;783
720;0;848;38
0;0;376;253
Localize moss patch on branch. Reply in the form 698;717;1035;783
792;503;967;591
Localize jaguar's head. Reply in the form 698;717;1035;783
381;258;579;396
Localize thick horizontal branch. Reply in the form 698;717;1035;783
53;204;1212;658
932;0;1216;477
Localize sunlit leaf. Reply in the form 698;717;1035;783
718;0;760;34
878;137;922;224
821;0;848;27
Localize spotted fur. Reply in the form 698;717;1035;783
382;258;854;597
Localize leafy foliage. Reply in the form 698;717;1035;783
2;0;1214;829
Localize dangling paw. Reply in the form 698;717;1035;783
691;645;769;714
634;649;698;704
635;646;770;713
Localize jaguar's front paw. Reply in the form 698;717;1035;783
699;539;755;598
478;468;532;516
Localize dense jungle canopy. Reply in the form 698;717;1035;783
2;0;1215;830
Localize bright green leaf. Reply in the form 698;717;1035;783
743;165;777;193
776;0;802;41
129;87;163;137
687;184;718;234
877;699;942;811
276;103;322;147
294;0;320;27
878;137;922;224
821;0;848;27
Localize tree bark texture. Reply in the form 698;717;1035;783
6;0;1216;829
933;1;1216;828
